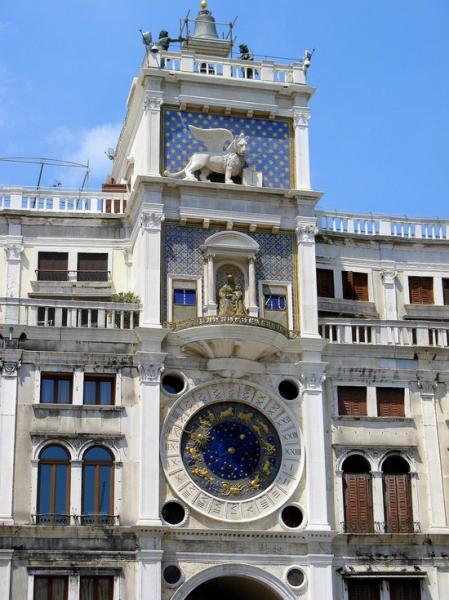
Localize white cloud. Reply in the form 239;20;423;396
47;122;121;188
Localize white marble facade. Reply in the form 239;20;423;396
0;6;448;600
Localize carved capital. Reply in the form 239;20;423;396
416;375;439;396
295;222;318;244
140;211;165;231
293;109;311;129
381;270;398;284
138;362;165;384
144;92;163;112
0;359;21;377
300;371;326;392
5;244;23;261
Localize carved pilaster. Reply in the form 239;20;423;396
137;353;166;384
4;244;23;262
415;375;441;396
293;109;311;129
140;211;165;231
0;359;21;377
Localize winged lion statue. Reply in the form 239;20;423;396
163;125;248;184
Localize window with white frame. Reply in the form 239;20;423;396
260;282;292;329
168;276;200;322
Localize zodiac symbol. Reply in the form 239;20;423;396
262;441;276;455
199;416;212;428
188;430;211;448
262;460;272;476
219;406;234;419
192;466;215;483
255;419;269;434
238;411;254;423
253;424;262;435
221;482;243;496
186;447;201;461
248;474;261;490
207;409;216;423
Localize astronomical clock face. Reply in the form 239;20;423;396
161;381;303;522
181;402;282;501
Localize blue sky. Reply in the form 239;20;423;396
0;0;448;217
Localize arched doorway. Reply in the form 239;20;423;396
185;575;282;600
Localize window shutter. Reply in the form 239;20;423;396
389;579;421;600
338;387;367;416
353;272;369;301
409;277;422;304
420;277;434;304
443;279;449;305
344;473;373;533
409;276;433;304
317;269;335;298
38;252;68;281
377;388;405;417
77;253;108;281
384;473;413;533
348;580;381;600
342;271;354;299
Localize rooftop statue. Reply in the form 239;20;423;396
163;125;248;184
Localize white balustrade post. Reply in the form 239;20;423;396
137;353;165;525
296;219;319;337
140;209;165;327
417;377;448;531
4;239;23;324
380;269;398;320
293;109;311;190
247;256;258;317
0;352;21;524
143;89;164;176
300;365;331;531
137;538;163;600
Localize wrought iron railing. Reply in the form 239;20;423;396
77;514;119;526
34;513;70;525
166;315;299;339
33;513;119;526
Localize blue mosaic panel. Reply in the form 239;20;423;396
163;110;292;189
163;225;295;322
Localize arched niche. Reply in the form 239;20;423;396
201;231;259;317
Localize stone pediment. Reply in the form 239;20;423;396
202;230;259;258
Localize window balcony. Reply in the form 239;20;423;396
33;513;119;526
36;269;111;282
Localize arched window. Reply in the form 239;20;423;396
342;455;373;533
37;445;70;525
382;455;413;533
82;446;114;525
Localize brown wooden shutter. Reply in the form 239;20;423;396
338;386;367;416
77;253;108;281
409;276;434;304
389;579;421;600
317;269;335;298
344;473;373;532
342;271;354;299
38;252;68;281
377;388;405;417
348;580;381;600
443;279;449;305
353;272;369;301
384;473;413;533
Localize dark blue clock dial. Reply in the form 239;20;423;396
181;402;282;500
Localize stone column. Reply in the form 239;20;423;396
247;256;258;317
137;352;165;525
143;90;164;176
371;471;386;532
0;352;21;524
206;254;217;315
4;240;23;324
140;210;165;327
293;109;311;190
416;376;448;531
380;269;398;321
300;365;331;531
137;538;163;600
70;460;82;524
296;220;320;337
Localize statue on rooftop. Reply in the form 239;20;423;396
163;125;248;184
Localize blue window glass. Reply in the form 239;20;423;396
82;446;114;524
83;377;114;405
174;288;196;305
37;445;70;525
264;294;286;311
41;375;72;404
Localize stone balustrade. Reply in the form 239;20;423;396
319;318;449;347
317;210;449;240
0;297;140;329
148;51;307;85
0;187;127;214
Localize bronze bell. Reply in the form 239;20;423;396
192;8;220;40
